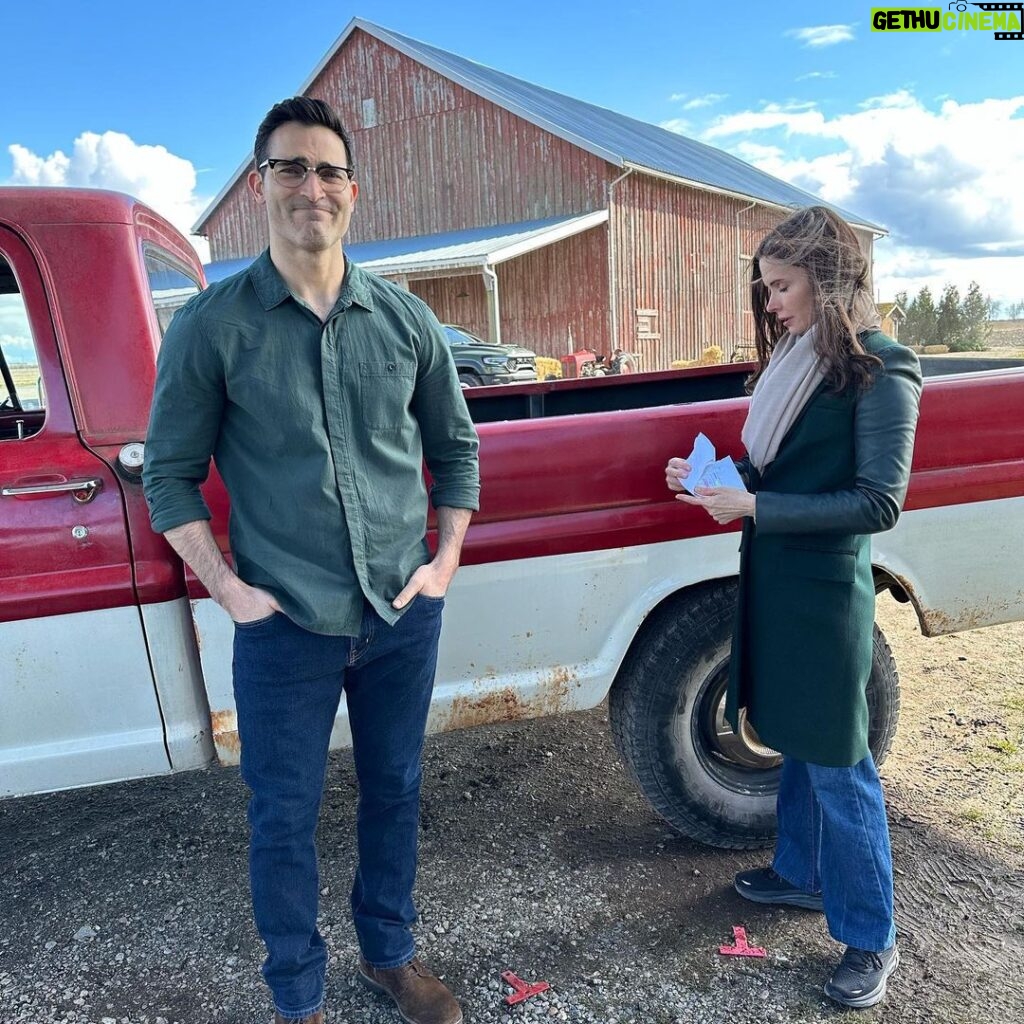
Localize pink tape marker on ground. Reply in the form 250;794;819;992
501;969;551;1005
719;925;766;957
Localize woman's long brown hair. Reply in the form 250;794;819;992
749;205;882;394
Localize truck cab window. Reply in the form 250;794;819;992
145;251;201;341
0;253;45;440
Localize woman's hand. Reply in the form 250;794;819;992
676;486;756;525
665;457;691;493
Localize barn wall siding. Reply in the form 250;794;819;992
408;226;609;358
611;177;786;367
493;226;610;357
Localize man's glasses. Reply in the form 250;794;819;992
258;158;354;189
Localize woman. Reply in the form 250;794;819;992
665;206;922;1009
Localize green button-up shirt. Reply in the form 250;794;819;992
143;250;480;635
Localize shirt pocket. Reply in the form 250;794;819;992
359;361;416;430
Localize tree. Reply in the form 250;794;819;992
955;281;990;351
935;284;963;349
903;286;937;346
1006;300;1024;320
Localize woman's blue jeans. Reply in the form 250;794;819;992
772;755;896;953
231;596;444;1020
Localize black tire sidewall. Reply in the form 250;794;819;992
609;582;901;849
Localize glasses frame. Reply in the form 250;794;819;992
258;158;355;188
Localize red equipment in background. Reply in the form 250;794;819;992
559;349;598;378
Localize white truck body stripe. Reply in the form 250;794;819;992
194;498;1024;763
0;606;170;797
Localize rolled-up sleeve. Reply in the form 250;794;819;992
410;311;480;511
142;301;225;533
754;344;923;535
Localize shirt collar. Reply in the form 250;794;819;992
247;250;290;310
337;260;375;313
247;248;375;314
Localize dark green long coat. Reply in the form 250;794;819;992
726;333;922;767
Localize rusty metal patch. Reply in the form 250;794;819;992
439;667;579;733
209;709;240;764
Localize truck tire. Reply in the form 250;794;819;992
608;580;901;850
458;372;483;388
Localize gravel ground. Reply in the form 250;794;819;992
2;600;1023;1024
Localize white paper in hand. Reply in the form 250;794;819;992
681;432;747;494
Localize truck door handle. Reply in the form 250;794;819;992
1;477;104;504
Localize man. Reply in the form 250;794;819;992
143;96;479;1024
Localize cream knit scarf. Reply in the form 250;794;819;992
741;325;826;472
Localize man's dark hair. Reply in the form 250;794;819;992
253;97;355;171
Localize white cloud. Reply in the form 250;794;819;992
658;117;693;136
700;91;1024;304
703;103;828;138
0;295;34;363
786;24;855;48
681;93;728;111
796;71;838;81
0;332;35;363
7;131;211;263
873;241;1024;307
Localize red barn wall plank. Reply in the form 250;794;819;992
611;176;787;368
409;226;609;359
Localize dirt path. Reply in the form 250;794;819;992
877;596;1024;865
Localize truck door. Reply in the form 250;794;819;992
0;226;170;797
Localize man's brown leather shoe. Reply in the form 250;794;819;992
357;956;463;1024
273;1011;323;1024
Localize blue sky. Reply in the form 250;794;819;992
4;0;1023;307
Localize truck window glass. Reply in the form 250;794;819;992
0;252;45;440
144;251;201;340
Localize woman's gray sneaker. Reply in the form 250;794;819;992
733;867;825;911
824;944;900;1008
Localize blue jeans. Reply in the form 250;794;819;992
772;755;896;952
232;596;444;1020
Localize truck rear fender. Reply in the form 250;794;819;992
870;495;1024;637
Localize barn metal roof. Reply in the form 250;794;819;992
195;18;882;234
203;211;608;283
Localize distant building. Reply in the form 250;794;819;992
877;301;906;341
196;19;884;368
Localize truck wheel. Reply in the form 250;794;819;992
458;372;483;387
608;581;901;850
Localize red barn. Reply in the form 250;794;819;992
196;19;882;368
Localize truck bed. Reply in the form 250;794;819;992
463;355;1024;423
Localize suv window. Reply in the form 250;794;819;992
0;252;45;439
145;250;201;341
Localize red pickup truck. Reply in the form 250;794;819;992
2;188;1023;848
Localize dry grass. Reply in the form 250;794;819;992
879;595;1024;864
9;365;40;391
3;365;42;407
